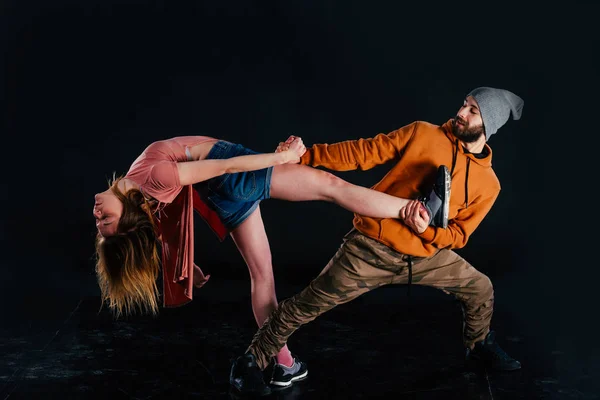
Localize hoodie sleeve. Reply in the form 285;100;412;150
417;190;499;249
299;122;418;171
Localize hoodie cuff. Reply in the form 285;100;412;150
300;150;312;165
417;226;436;243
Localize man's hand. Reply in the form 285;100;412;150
400;200;430;234
275;134;298;153
276;135;306;164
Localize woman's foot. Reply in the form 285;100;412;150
421;165;451;228
270;356;308;387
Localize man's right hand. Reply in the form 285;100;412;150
275;134;298;152
277;136;306;164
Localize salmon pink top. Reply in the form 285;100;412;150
125;136;228;307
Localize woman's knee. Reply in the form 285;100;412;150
248;266;275;286
316;170;351;200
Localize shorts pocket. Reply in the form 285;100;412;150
206;189;232;218
218;171;258;202
232;172;257;201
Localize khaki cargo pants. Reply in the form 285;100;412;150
248;230;494;369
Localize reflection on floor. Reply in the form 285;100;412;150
1;278;598;399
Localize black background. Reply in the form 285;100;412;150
2;1;598;356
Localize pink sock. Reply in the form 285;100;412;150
275;345;294;367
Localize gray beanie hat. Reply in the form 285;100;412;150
467;87;524;140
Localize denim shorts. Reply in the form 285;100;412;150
194;141;273;230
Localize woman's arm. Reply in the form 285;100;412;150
177;138;306;186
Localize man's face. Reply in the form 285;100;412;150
452;95;485;143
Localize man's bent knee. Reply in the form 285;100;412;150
471;273;494;301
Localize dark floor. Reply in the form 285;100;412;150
1;277;599;400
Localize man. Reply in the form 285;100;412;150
229;87;524;396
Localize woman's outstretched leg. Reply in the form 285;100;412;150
270;164;414;218
229;205;294;367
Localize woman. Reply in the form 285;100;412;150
93;134;446;387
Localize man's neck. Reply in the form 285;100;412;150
460;136;487;154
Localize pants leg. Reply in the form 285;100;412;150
247;231;397;369
389;248;494;348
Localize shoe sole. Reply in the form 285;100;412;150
270;370;308;387
437;165;451;229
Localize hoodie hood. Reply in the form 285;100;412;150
440;119;494;209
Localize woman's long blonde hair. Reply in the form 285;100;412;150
94;175;161;318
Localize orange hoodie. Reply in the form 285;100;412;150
300;119;500;257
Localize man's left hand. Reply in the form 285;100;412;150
400;200;430;234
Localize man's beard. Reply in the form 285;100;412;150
451;117;485;143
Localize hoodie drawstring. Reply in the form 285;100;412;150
450;140;459;175
451;139;471;209
407;138;473;299
465;157;471;207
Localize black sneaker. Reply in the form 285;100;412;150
229;353;272;396
270;356;308;387
421;165;451;228
465;331;522;371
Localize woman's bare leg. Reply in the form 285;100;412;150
270;164;414;218
230;205;294;367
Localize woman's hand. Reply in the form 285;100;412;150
275;134;295;152
276;135;306;164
